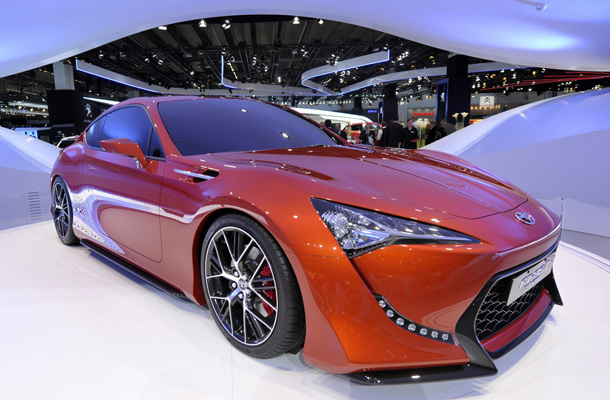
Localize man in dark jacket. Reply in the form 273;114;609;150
383;115;403;147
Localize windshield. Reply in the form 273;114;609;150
158;98;341;155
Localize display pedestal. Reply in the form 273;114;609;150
0;222;608;399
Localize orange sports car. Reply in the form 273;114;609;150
51;96;562;384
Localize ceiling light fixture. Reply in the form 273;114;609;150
222;19;231;30
292;16;300;25
318;19;324;25
198;19;207;28
158;26;168;31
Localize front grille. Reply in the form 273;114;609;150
475;279;543;341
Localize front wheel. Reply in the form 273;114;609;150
51;177;79;245
201;214;305;358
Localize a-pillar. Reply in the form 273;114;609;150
436;54;471;127
380;83;397;123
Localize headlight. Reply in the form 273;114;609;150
311;198;479;256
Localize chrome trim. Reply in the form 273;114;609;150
498;222;562;256
174;169;214;181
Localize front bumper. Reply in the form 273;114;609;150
356;242;560;384
291;215;562;383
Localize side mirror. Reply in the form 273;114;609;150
100;138;148;168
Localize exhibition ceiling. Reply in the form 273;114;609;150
0;0;609;105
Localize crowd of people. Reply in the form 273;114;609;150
324;116;457;148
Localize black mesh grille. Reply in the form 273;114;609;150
475;279;543;341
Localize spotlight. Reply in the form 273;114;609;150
292;16;300;24
189;70;195;75
158;59;164;65
221;19;231;30
318;18;324;24
198;19;207;28
158;26;168;31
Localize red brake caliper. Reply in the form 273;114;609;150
260;264;276;316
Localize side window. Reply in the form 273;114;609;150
86;116;106;148
100;106;153;154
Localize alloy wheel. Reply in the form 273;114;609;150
52;180;71;239
204;226;278;346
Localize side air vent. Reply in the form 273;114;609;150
27;191;42;221
174;169;219;183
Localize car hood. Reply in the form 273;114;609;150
211;145;528;219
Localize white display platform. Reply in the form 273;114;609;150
1;221;608;399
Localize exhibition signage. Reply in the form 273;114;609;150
480;95;495;109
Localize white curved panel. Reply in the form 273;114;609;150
427;88;610;238
1;1;610;78
0;128;59;230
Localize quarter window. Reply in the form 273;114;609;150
86;116;106;148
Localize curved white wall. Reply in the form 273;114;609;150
427;88;610;238
1;0;610;78
0;128;59;230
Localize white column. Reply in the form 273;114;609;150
52;62;75;90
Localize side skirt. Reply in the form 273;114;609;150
81;239;189;301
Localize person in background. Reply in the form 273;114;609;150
376;121;386;146
383;116;403;147
402;118;418;149
434;126;447;142
359;124;369;145
337;123;347;140
426;121;437;144
440;118;456;135
367;124;375;145
324;119;333;132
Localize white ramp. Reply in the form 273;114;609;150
427;88;610;238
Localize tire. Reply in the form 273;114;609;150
201;213;305;358
51;177;79;245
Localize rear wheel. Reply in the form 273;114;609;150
201;214;304;358
51;177;78;245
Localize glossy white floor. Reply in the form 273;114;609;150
1;222;608;400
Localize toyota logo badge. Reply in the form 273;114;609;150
515;212;535;225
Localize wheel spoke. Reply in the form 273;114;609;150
208;252;225;276
248;255;268;284
236;239;254;263
211;296;233;334
222;231;236;263
245;310;265;341
242;301;248;342
251;289;277;313
246;308;273;331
